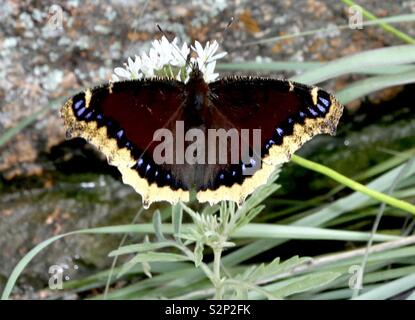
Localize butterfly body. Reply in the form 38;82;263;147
61;64;343;208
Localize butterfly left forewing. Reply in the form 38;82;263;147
60;79;190;207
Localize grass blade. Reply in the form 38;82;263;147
291;155;415;216
291;45;415;84
337;70;415;104
353;273;415;300
341;0;415;44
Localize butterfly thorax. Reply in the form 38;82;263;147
184;67;210;127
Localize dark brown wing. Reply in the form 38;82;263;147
60;79;190;207
196;77;343;205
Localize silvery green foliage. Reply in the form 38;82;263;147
110;166;296;299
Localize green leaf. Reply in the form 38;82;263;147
172;203;183;238
266;272;341;299
218;62;415;76
0;222;399;299
291;44;415;85
244;13;415;46
237;176;280;218
407;290;415;300
291;155;415;216
201;204;220;216
295;160;415;227
235;205;265;230
337;70;415;104
180;202;199;221
233;223;398;241
142;261;152;278
127;252;190;263
226;279;280;300
118;252;190;278
152;210;165;241
217;61;321;72
108;242;175;257
353;273;415;300
341;0;415;44
194;242;204;267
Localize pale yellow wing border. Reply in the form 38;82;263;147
61;85;343;208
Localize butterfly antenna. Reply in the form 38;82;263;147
156;24;171;41
218;17;234;43
156;24;190;69
201;17;233;70
131;0;149;35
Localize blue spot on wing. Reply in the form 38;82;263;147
318;96;330;107
74;100;84;110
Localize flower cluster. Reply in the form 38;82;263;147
112;36;227;83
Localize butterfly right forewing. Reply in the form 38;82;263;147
195;77;343;205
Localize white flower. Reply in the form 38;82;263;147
201;60;219;83
111;55;143;81
191;40;226;82
151;36;172;67
111;36;227;83
140;49;157;77
171;41;190;67
127;56;142;79
192;40;227;65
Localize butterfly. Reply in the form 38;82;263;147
61;63;343;208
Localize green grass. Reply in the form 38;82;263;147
341;0;415;44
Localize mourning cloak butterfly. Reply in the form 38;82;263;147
61;64;343;208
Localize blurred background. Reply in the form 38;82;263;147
1;0;415;299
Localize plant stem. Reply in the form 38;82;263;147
213;247;224;299
341;0;415;44
291;155;415;215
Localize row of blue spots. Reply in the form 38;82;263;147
212;158;262;189
307;107;319;117
318;95;330;107
73;97;103;122
71;95;178;188
133;157;260;191
116;129;125;139
265;90;331;151
241;157;258;174
261;89;332;156
214;165;244;188
73;98;98;121
264;125;286;152
72;96;137;154
263;96;330;155
73;99;86;118
307;93;331;118
134;156;180;189
315;92;331;114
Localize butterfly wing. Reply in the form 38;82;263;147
196;77;343;205
60;79;190;207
